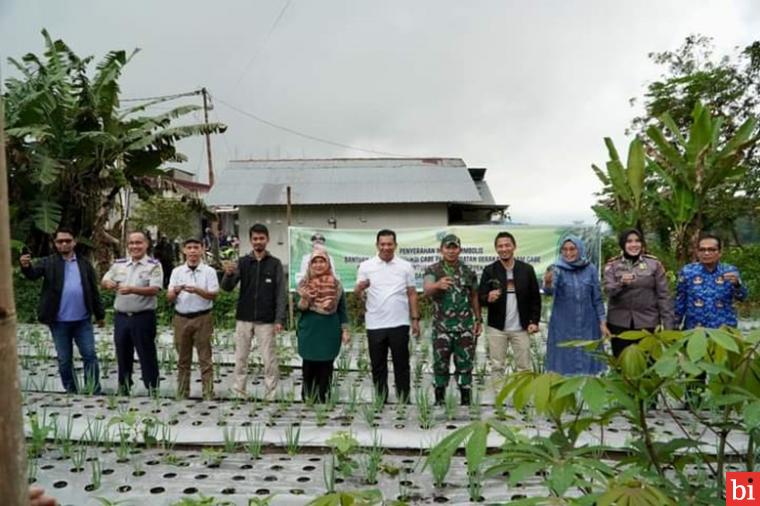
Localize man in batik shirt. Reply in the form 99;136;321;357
675;234;747;330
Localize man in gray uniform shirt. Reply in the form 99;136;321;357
103;231;164;394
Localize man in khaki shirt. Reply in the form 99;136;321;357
102;231;163;394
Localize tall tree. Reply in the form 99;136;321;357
4;30;226;268
629;35;760;244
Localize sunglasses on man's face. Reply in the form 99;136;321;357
55;239;73;244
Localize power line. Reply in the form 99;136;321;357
214;96;410;157
120;89;202;103
232;0;294;91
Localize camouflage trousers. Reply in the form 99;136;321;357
432;329;476;388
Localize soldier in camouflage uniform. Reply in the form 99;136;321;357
423;234;482;405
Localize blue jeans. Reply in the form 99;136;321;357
49;320;101;394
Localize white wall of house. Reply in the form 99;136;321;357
238;203;448;262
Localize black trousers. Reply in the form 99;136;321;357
302;360;334;403
367;325;410;403
608;322;654;358
114;311;160;393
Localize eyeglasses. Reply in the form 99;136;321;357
698;247;719;253
55;239;73;244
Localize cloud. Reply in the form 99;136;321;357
2;0;758;223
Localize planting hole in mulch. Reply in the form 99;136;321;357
53;481;67;489
221;488;236;494
132;470;146;477
264;475;278;482
102;469;114;475
150;487;165;494
256;489;270;495
163;472;177;479
297;477;310;482
232;475;246;481
434;497;449;503
240;464;253;470
195;474;208;480
117;485;131;493
303;465;316;471
290;489;305;495
183;487;198;494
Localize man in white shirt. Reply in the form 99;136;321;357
355;229;420;404
167;238;220;400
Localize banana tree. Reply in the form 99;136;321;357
591;137;647;234
645;101;757;262
4;30;226;268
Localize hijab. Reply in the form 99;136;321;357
555;235;590;271
298;249;341;314
618;228;644;262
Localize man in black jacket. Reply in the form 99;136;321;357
478;231;541;374
20;228;105;394
222;223;287;399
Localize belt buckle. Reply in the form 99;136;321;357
127;311;135;317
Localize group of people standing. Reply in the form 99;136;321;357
543;229;747;376
19;224;748;407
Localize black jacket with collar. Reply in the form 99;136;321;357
21;253;106;325
478;259;541;331
220;251;286;324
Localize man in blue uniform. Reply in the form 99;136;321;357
675;234;748;330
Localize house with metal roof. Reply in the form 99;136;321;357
205;157;507;259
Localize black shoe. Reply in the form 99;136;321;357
460;388;471;406
434;387;446;406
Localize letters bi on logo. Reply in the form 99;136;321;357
727;473;760;505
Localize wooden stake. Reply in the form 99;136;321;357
0;93;30;505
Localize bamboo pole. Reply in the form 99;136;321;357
0;94;29;504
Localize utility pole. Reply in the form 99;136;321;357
0;96;29;505
201;88;220;264
201;87;215;189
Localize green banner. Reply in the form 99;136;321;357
289;225;601;291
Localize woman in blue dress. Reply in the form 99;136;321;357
543;236;609;375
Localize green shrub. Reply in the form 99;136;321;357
723;244;760;303
13;269;40;324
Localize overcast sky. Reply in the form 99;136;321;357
3;1;759;224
